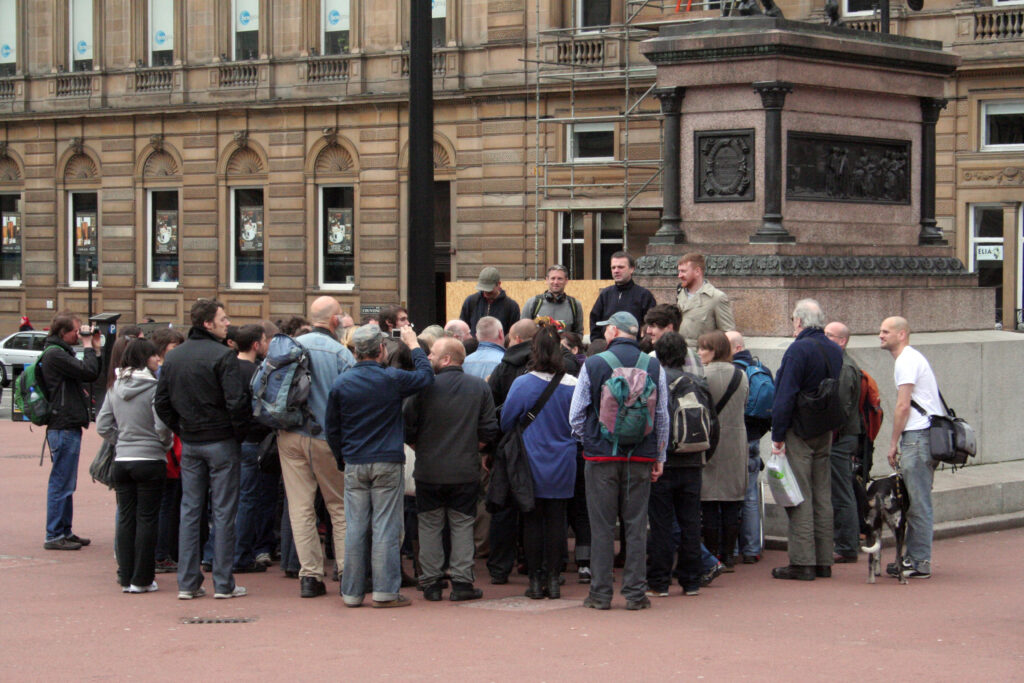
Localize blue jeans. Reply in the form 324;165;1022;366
647;467;702;592
233;441;261;568
900;429;935;572
341;462;405;605
177;438;240;595
830;434;860;557
739;439;762;556
46;428;82;542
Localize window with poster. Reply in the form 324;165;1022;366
149;0;174;66
969;204;1009;325
233;188;264;287
320;186;354;288
233;0;259;61
0;194;21;284
322;0;350;54
69;191;98;286
70;0;93;72
149;190;179;286
0;0;17;78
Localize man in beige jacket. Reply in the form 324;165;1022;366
676;253;736;348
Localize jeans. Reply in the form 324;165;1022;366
156;477;181;562
45;428;82;542
900;429;935;572
341;462;405;605
279;487;301;574
567;452;591;565
647;467;702;592
233;441;261;568
177;438;240;595
830;434;860;558
739;440;762;557
112;460;166;587
585;460;651;603
523;498;568;578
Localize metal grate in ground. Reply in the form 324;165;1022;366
459;596;581;612
181;616;258;624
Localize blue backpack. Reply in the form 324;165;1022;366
733;357;774;421
251;334;320;434
596;351;657;457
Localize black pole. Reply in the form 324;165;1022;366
87;257;94;321
879;0;890;34
919;97;948;245
651;87;686;245
407;0;436;326
750;81;795;244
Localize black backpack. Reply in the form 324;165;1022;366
667;370;720;460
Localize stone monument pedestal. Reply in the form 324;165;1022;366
636;18;992;335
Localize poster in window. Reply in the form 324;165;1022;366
1;214;19;253
238;206;263;252
154;210;178;255
326;208;352;255
75;213;97;254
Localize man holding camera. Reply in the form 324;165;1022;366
42;311;102;550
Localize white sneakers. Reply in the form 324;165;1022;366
124;581;159;593
214;586;247;599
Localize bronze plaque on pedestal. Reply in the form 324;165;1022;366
786;132;910;204
695;129;755;203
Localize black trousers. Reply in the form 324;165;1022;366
523;498;568;577
113;460;166;588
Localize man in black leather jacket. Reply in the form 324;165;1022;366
155;299;252;600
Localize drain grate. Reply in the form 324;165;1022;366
181;616;257;624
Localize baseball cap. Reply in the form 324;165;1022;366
596;311;639;335
476;266;501;292
350;324;385;355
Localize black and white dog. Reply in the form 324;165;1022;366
859;472;910;585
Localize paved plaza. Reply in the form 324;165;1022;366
0;418;1021;681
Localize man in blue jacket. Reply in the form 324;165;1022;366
769;299;843;582
325;323;433;608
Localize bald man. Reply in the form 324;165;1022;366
879;316;942;580
823;321;863;564
277;296;356;598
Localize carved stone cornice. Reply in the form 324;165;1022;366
920;97;948;124
754;81;793;109
636;253;968;277
654;87;685;116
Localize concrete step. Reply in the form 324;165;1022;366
763;459;1024;550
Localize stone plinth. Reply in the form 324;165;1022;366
635;18;991;335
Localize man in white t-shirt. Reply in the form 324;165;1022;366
879;316;943;579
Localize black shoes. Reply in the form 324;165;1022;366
815;566;832;578
582;595;611;610
43;538;81;550
771;565;816;581
833;554;858;564
422;582;444;601
525;573;546;600
449;582;483;602
200;562;212;573
234;562;268;574
489;574;508;585
300;576;327;598
546;574;561;600
625;595;652;611
67;534;91;547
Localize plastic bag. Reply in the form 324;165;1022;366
765;451;803;507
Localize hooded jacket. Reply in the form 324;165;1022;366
96;369;173;461
40;335;100;430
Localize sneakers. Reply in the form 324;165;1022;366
700;561;724;587
742;554;761;564
214;586;247;599
626;595;652;611
66;534;91;547
645;588;670;598
126;581;159;593
888;559;931;579
43;538;82;551
254;552;273;567
177;587;207;600
582;595;611;611
577;566;592;584
154;559;177;574
683;586;700;597
372;594;411;608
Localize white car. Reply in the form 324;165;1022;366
0;331;49;387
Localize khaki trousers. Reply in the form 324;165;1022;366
278;431;346;580
783;430;834;567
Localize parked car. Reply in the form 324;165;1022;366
0;331;48;387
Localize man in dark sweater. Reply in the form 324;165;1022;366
403;337;498;601
460;266;520;335
325;323;433;608
41;310;102;551
588;252;657;341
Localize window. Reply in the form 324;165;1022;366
0;194;20;283
149;0;174;66
319;186;354;287
969;205;1006;324
557;211;623;279
982;101;1024;151
842;0;875;16
232;188;264;286
0;0;16;77
69;192;98;285
577;0;610;29
432;0;446;47
149;190;179;286
70;0;93;71
559;213;585;280
567;123;615;163
233;0;259;61
322;0;350;55
597;212;623;279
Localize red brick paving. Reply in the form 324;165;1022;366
1;420;1021;680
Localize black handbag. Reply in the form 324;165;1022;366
912;393;977;466
792;340;845;438
88;439;116;489
256;431;281;476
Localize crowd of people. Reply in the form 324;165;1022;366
33;249;945;607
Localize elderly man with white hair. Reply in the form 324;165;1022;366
769;299;844;582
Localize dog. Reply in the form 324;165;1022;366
859;472;910;585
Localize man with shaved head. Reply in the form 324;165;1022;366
277;296;355;598
879;316;942;580
823;321;863;564
403;337;498;601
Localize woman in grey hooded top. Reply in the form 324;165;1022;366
97;339;173;593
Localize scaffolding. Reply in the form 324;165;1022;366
530;0;677;279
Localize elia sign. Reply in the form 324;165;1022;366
975;244;1003;261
